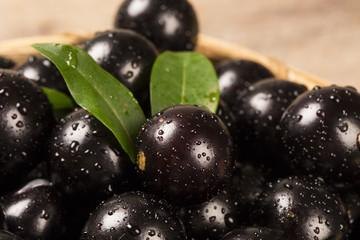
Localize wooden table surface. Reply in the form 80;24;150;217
0;0;359;89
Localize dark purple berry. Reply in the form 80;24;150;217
83;29;157;111
81;191;186;240
252;176;349;240
136;105;234;205
232;78;307;168
17;56;69;94
279;86;360;190
216;60;274;109
114;0;199;51
0;70;54;190
2;179;67;240
220;227;282;240
180;190;241;240
0;57;15;69
48;108;136;205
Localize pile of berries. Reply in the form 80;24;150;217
0;0;358;239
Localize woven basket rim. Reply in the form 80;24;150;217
0;30;328;89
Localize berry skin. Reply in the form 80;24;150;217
252;176;349;240
17;56;68;94
114;0;199;51
232;78;307;168
0;56;15;69
136;105;234;205
216;60;274;109
81;191;186;240
180;190;241;240
220;227;282;240
0;70;54;189
83;29;158;111
279;86;360;190
48;108;136;205
2;179;67;240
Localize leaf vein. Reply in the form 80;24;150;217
180;54;189;105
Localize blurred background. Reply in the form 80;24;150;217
0;0;359;88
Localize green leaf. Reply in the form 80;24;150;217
41;87;74;110
150;51;219;115
32;43;146;163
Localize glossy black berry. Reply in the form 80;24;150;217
17;56;68;94
136;105;234;205
180;190;241;240
216;60;274;109
232;78;307;167
220;227;282;240
114;0;199;51
279;86;360;190
0;70;54;188
81;191;186;239
0;230;23;240
83;29;157;110
48;108;136;204
2;179;67;240
252;176;349;240
0;56;15;69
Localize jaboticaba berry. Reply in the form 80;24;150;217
2;179;67;240
279;86;360;190
48;108;136;205
81;191;186;239
135;105;234;205
252;176;349;239
83;29;158;112
114;0;199;52
17;55;68;94
0;70;54;189
216;59;274;109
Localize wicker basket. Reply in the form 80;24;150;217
0;31;329;89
